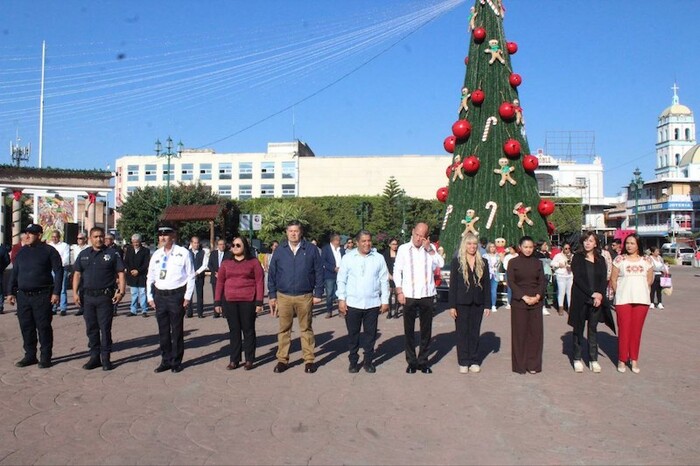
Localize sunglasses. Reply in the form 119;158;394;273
232;243;243;248
158;232;171;236
77;237;86;240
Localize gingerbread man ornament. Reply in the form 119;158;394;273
484;39;505;65
513;202;534;228
494;158;516;186
460;209;480;236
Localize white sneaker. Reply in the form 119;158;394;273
491;306;497;313
657;303;664;310
504;303;511;310
649;303;656;309
543;308;551;316
589;361;601;373
459;365;469;374
573;360;584;373
468;364;481;373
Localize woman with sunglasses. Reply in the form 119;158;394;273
551;242;574;316
382;238;400;318
214;236;264;370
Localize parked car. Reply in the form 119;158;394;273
662;243;694;265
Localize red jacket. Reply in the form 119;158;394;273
214;257;264;305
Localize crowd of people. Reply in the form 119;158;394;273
3;219;670;376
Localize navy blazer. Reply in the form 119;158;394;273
321;244;344;280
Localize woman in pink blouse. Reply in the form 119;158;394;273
214;236;265;370
610;234;653;374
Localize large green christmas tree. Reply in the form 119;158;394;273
438;0;552;259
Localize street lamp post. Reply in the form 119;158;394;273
630;167;644;232
155;137;183;207
356;201;372;230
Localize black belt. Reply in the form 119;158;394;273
19;288;52;296
154;285;186;296
84;287;114;297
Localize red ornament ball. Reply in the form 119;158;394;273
443;135;456;153
499;102;515;121
464;56;469;65
503;139;521;158
452;119;472;139
506;41;518;54
538;199;556;217
522;154;539;172
470;89;485;105
436;187;449;203
473;27;486;43
509;73;522;88
462;155;480;175
547;221;556;235
445;164;454;179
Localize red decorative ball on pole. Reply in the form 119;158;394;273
538;199;556;217
503;139;521;158
506;41;518;54
547;221;556;235
470;89;485;106
464;56;469;65
509;73;522;88
452;119;472;139
499;102;515;121
462;155;480;175
437;186;449;203
446;164;455;179
522;154;539;172
443;135;456;153
473;27;486;43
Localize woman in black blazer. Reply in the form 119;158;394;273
448;233;492;374
568;231;614;373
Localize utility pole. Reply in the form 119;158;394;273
155;137;183;207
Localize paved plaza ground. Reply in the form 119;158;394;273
1;265;699;465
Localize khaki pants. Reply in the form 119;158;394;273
276;292;315;363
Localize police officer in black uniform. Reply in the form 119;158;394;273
72;227;126;371
7;223;63;368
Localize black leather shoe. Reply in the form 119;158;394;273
213;314;221;319
102;361;113;371
226;362;239;370
171;364;183;373
127;313;136;317
154;363;171;373
75;310;84;316
243;361;253;371
15;357;38;368
186;314;193;318
82;357;102;370
348;363;360;373
38;360;52;369
406;365;417;374
198;315;205;319
364;363;376;374
142;313;149;318
419;366;433;374
305;363;317;373
273;362;288;373
60;311;67;316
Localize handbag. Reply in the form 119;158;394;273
660;276;672;288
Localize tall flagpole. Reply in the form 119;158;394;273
38;40;46;168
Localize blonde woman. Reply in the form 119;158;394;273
448;233;492;373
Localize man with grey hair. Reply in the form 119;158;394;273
124;233;150;317
321;233;344;318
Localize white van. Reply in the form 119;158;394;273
661;243;694;265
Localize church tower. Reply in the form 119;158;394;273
655;83;696;179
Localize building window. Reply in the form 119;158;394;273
162;165;174;182
674;128;679;140
181;163;193;181
127;186;136;194
261;184;275;198
239;162;252;179
218;162;232;180
675;153;681;165
127;165;139;182
535;174;554;195
239;184;252;200
282;161;296;179
575;177;587;187
282;184;296;197
218;185;232;197
199;163;212;180
145;164;157;182
261;162;275;179
686;128;692;140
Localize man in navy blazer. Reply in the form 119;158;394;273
321;234;344;318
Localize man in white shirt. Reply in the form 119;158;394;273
49;230;71;316
69;232;90;316
187;236;209;318
393;222;444;374
336;231;389;373
321;234;344;318
146;222;195;373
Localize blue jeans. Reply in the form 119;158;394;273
130;286;147;314
490;277;499;307
325;278;337;315
55;266;71;312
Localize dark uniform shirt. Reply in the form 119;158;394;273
74;246;125;290
10;243;64;294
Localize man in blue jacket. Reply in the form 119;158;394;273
268;220;324;374
320;234;344;318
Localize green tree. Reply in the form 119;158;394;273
258;201;309;244
438;1;549;259
549;197;583;235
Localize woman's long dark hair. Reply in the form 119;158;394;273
232;236;255;260
575;231;601;259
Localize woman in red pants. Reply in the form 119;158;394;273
610;233;653;374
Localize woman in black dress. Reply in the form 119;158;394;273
383;238;399;318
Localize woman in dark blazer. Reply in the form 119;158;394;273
569;231;615;373
448;233;492;374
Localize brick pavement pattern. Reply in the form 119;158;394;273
1;266;698;464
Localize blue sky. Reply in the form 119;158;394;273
1;0;699;197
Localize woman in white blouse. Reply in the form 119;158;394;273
483;243;501;312
610;234;654;374
551;243;574;315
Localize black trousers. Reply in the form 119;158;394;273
403;297;434;367
83;294;115;359
454;304;485;366
154;291;186;366
572;307;601;362
188;276;205;317
650;275;663;305
16;290;53;361
223;300;257;363
511;301;543;373
345;306;380;365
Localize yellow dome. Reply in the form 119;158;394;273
679;144;700;166
660;104;693;118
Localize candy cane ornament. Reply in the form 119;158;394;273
485;0;501;16
442;204;454;230
485;201;498;229
482;116;498;141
